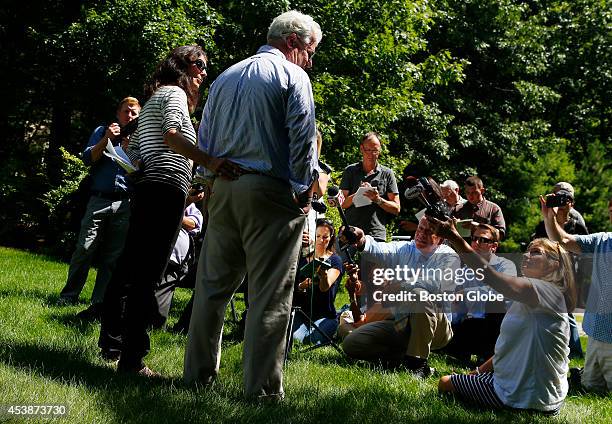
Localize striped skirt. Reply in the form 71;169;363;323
449;372;562;415
450;372;504;409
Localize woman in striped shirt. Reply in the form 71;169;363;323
98;46;240;377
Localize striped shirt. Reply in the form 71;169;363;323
127;86;195;194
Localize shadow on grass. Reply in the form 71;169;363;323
0;288;88;307
0;338;571;424
0;339;220;422
45;309;101;334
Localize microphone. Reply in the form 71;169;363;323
326;186;345;212
311;193;327;213
318;160;333;175
327;186;356;263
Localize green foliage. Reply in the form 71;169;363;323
502;138;577;247
576;140;612;232
41;147;88;217
39;148;89;259
1;0;610;253
300;0;466;172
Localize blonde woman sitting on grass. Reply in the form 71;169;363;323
429;217;576;415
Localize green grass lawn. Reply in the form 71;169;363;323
0;246;609;423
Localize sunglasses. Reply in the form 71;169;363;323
190;59;207;72
472;236;495;244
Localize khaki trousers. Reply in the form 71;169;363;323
342;288;452;360
183;175;305;399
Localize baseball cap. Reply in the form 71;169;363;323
553;182;575;198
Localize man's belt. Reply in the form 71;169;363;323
236;167;269;177
91;190;130;201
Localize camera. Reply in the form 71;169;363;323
403;176;452;221
190;183;206;195
116;118;139;139
546;190;573;208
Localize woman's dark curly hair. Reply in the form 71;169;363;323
144;45;206;112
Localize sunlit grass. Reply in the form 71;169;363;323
0;247;609;423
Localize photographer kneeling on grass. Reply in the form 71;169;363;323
339;216;460;377
430;216;576;415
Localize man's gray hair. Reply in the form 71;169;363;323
441;179;459;191
267;10;322;45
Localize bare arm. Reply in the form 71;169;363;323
379;192;401;215
540;195;582;254
164;129;241;180
429;217;540;308
362;187;400;214
182;217;197;232
313;172;329;198
317;266;341;292
473;356;494;374
341;189;355;209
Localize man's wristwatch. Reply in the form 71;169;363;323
375;197;383;205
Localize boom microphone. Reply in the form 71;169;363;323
311;193;327;213
327;185;356;263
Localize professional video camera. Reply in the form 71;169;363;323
403;176;452;221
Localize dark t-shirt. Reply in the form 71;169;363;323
294;253;344;320
340;162;399;241
533;217;588;239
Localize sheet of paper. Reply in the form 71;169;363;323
103;139;137;173
414;208;427;222
353;186;375;207
456;219;474;237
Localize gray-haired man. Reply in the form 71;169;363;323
184;10;322;400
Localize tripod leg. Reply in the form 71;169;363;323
295;309;344;356
284;307;298;365
230;296;238;324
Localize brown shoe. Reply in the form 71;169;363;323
118;364;161;378
136;366;161;378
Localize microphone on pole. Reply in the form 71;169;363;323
327;185;356;263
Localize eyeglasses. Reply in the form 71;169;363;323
293;37;316;61
526;248;559;262
472;236;495;244
190;59;207;72
362;149;381;154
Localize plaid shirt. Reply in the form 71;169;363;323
453;198;506;239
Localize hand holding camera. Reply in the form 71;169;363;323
338;225;365;251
